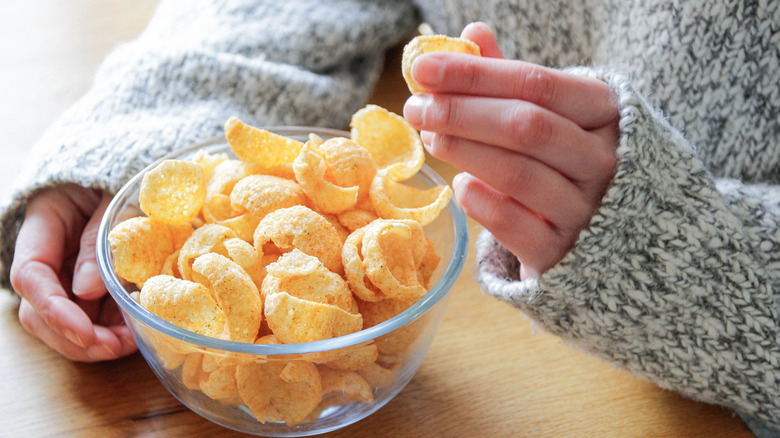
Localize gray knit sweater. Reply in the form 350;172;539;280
3;0;779;435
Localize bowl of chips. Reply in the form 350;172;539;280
96;106;469;436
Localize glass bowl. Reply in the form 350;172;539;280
96;127;469;436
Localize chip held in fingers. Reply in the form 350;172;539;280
402;34;482;94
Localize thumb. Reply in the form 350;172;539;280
72;191;113;299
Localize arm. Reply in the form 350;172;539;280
476;67;780;431
2;0;419;361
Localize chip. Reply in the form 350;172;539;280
182;353;205;390
262;249;358;313
253;205;344;274
225;117;303;166
230;174;306;218
341;225;386;302
362;220;427;302
192;149;229;182
178;224;236;281
370;172;453;226
140;160;206;225
318;137;378;201
318;367;374;404
356;361;401;390
108;217;174;288
236;337;322;425
293;142;359;214
323;344;378;371
192;253;263;343
350;105;425;182
140;275;226;337
401;34;481;94
200;362;240;401
337;207;379;233
264;292;363;344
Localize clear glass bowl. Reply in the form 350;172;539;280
96;127;469;436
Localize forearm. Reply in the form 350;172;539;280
477;66;780;429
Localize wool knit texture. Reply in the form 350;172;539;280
2;0;779;434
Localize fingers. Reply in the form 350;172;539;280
460;22;504;58
18;298;136;362
72;191;113;299
422;131;592;232
410;53;617;130
11;195;98;348
452;173;569;279
406;94;616;188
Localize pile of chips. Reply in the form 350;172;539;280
108;104;453;425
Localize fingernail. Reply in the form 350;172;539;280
404;94;429;126
64;329;86;348
87;344;116;361
420;130;434;149
72;261;101;297
413;55;445;87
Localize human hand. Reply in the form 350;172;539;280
10;185;137;361
403;23;619;279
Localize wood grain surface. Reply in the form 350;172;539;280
0;1;755;437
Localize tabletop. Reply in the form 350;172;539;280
0;1;756;437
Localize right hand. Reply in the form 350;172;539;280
10;185;137;361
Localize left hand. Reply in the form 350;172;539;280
403;23;620;279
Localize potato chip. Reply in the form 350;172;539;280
264;292;363;344
148;332;187;370
319;211;350;242
200;363;239;401
356;361;400;390
192;149;228;182
230;174;306;218
337;208;379;232
140;160;206;225
351;105;425;182
225;117;303;166
140;275;226;337
161;249;181;278
236;359;322;425
293;142;359;214
262;249;357;313
203;159;246;223
318;137;378;201
217;213;261;243
416;237;441;289
362;221;427;302
341;225;385;302
192;253;263;343
182;353;205;390
358;298;422;356
324;344;378;371
178;224;236;281
253;205;343;274
370;172;452;226
108;217;174;287
318;367;374;404
401;34;481;94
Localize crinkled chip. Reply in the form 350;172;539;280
341;224;385;302
362;220;427;302
264;292;363;344
178;224;237;281
293;142;359;214
319;367;374;404
236;358;322;426
225;117;303;166
318;137;378;201
140;160;206;225
350;105;424;182
192;253;263;343
140;275;226;337
253;205;343;274
108;216;174;287
230;174;306;218
262;249;357;313
370;172;452;226
402;34;481;94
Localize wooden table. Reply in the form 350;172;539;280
0;1;755;437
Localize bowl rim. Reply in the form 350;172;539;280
96;126;470;356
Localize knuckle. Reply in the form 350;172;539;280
509;106;554;147
459;58;481;91
428;133;456;160
516;65;557;107
433;96;469;131
9;259;32;297
500;158;535;193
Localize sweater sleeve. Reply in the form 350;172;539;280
0;0;419;288
476;67;780;431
